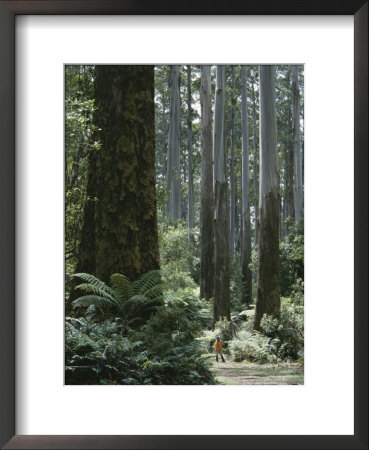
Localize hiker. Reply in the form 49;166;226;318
215;335;225;362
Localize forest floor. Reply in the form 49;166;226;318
208;357;304;385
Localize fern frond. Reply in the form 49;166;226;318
132;270;162;295
73;273;116;298
72;295;115;310
75;283;116;302
110;273;132;302
142;283;166;300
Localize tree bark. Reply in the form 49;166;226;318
75;65;160;286
229;66;236;258
284;67;295;230
213;65;231;322
240;66;252;305
254;65;280;331
199;66;214;301
167;65;181;221
291;65;303;222
187;65;195;234
251;74;259;247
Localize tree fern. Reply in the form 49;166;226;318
72;270;164;326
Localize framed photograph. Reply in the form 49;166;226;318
0;1;367;449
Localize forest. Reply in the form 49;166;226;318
65;64;304;385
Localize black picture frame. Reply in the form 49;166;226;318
0;1;367;449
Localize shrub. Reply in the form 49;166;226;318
260;296;304;360
228;330;279;364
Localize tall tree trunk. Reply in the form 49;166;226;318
187;65;195;234
74;65;160;287
167;65;181;221
161;81;168;220
251;75;259;247
284;67;295;231
254;65;280;331
229;66;236;258
291;65;303;221
240;66;252;305
199;66;214;301
213;65;230;323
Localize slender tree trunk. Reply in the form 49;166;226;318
291;65;303;221
213;65;230;323
161;83;168;220
229;66;236;258
251;75;259;247
200;66;214;301
187;65;195;234
167;65;181;220
254;65;280;331
284;68;295;232
240;66;252;305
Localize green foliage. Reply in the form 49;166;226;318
227;284;304;362
65;65;97;297
260;290;304;360
228;330;279;364
280;218;304;296
66;269;215;385
214;318;236;343
72;270;164;328
158;221;200;287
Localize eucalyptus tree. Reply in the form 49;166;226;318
187;65;195;234
167;65;181;220
73;65;160;302
283;67;295;229
213;65;230;322
291;65;303;221
229;65;236;258
240;65;252;305
254;65;280;331
250;69;259;246
199;65;214;301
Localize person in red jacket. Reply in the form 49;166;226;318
215;335;225;362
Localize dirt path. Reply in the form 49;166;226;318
209;357;304;385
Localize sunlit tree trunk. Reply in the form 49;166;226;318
291;65;303;222
187;65;195;235
251;74;259;246
229;66;236;258
241;66;252;305
254;65;280;331
199;65;214;301
213;65;230;322
167;65;181;220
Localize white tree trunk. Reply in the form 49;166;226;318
251;75;259;246
241;65;252;304
187;65;194;232
254;65;280;330
291;65;303;221
167;65;181;220
229;66;236;258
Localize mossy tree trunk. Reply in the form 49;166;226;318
76;65;160;285
213;65;230;323
253;65;280;331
